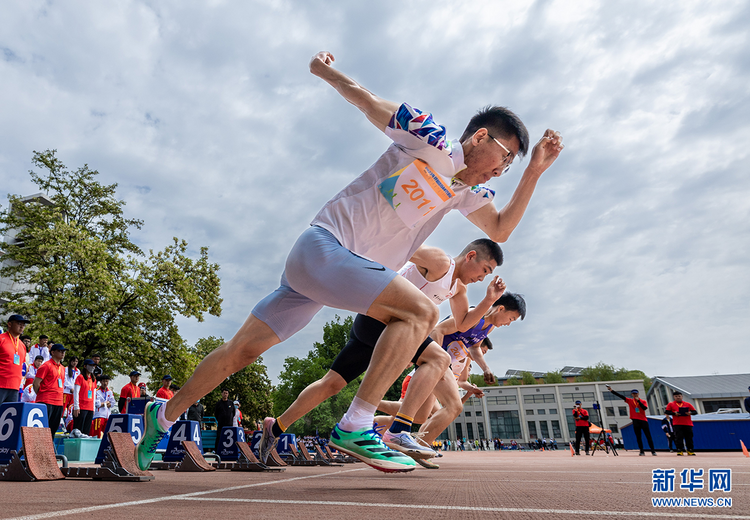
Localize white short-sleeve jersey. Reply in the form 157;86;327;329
398;258;458;305
311;103;495;271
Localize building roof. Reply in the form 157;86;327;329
502;366;585;379
648;374;750;399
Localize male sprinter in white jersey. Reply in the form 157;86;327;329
259;239;504;465
135;50;563;473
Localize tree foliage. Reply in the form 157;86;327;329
505;376;521;386
273;315;359;437
0;150;222;379
543;370;565;384
576;362;652;391
521;371;538;385
195;337;273;428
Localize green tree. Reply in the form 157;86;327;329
196;337;273;428
576;362;652;391
468;373;499;387
543;370;564;384
0;150;222;380
272;315;360;436
521;371;538;385
505;376;521;386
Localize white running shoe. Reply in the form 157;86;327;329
382;430;437;460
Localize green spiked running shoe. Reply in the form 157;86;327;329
135;401;170;471
329;424;416;473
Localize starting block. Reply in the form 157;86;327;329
0;427;64;482
95;414;144;464
325;444;358;464
0;403;49;464
313;443;343;466
0;428;153;482
175;440;216;472
85;431;154;481
229;441;284;472
283;440;323;466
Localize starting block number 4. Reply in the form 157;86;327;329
95;414;144;464
164;420;202;461
0;403;49;464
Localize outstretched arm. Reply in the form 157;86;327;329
310;51;400;131
449;277;506;332
466;130;564;242
468;344;495;385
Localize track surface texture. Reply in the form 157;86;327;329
3;450;748;519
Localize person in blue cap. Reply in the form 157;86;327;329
156;375;174;400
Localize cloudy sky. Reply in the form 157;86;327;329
1;1;748;384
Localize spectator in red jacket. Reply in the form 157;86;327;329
572;400;591;455
34;343;67;439
73;359;97;435
118;370;141;413
606;385;656;456
0;314;30;404
155;375;174;400
665;391;697;456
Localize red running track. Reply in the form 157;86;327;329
3;449;749;520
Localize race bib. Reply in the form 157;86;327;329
13;353;20;365
58;378;63;388
379;160;454;228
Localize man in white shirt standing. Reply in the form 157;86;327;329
136;50;563;473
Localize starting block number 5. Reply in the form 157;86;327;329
108;415;143;444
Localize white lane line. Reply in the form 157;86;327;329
5;468;367;520
178;497;750;519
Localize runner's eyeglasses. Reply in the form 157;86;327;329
488;134;515;175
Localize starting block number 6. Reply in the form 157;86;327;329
0;406;46;441
108;415;143;444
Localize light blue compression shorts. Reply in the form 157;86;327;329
251;225;397;342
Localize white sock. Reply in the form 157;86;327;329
338;396;377;432
156;402;175;431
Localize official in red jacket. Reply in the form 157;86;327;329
606;385;656;456
572;400;590;455
665;391;697;456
